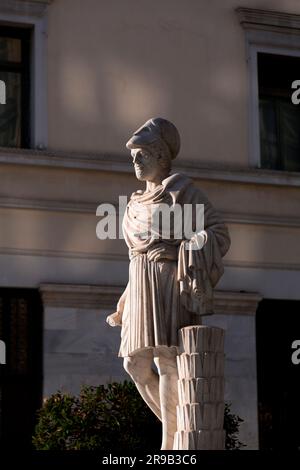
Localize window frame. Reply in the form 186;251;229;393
0;0;51;150
0;25;31;148
248;40;300;169
237;8;300;171
257;51;300;172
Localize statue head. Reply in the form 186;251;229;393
126;117;180;182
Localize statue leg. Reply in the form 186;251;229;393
123;348;162;421
154;346;179;450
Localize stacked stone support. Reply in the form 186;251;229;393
174;325;225;450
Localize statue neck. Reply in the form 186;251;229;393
145;171;170;193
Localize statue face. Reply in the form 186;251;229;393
131;147;162;182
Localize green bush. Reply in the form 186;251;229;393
224;403;245;450
32;381;244;451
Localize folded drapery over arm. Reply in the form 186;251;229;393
177;191;231;316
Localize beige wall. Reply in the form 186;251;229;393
2;0;300;450
48;0;300;165
1;159;299;287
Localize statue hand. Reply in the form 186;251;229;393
106;311;122;327
147;244;178;262
189;231;207;250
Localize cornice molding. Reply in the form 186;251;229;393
1;247;300;272
1;147;300;188
40;283;124;309
39;283;262;315
0;195;97;214
225;259;300;272
0;196;300;230
0;246;129;261
213;291;262;316
0;0;53;18
222;211;300;229
236;7;300;32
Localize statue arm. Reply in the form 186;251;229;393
116;282;129;313
106;282;129;327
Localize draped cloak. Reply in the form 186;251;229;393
118;172;230;357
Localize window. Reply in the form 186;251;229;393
0;0;52;150
237;7;300;174
258;53;300;172
0;26;31;148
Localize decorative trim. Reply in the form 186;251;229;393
222;211;300;229
225;259;300;272
236;7;300;32
0;246;128;261
0;196;300;230
0;247;300;272
213;291;262;316
178;162;300;188
39;283;262;315
0;0;52;18
0;195;98;214
40;283;123;309
1;148;300;187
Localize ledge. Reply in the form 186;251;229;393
0;0;53;17
0;247;297;272
40;283;124;309
0;195;300;230
236;7;300;31
1;147;300;188
213;291;262;316
39;283;262;315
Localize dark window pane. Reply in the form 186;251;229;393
279;101;300;172
0;37;21;63
0;72;21;147
258;53;300;172
258;53;299;98
0;27;31;149
259;99;280;170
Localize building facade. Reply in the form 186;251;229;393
0;0;300;450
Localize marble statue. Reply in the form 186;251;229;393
106;118;230;450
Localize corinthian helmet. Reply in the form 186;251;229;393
126;117;181;160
